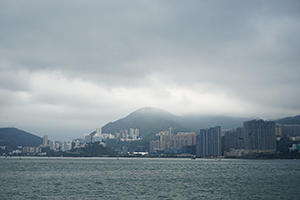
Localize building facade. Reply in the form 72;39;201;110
281;124;300;137
159;132;196;150
224;127;244;151
196;126;221;156
43;135;48;147
243;120;276;151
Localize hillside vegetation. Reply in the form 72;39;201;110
0;127;42;151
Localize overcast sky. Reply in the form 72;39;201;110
1;0;299;141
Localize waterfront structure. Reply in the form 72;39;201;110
43;135;48;147
196;126;221;156
243;120;276;151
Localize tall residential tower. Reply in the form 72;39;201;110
243;120;276;151
196;126;221;156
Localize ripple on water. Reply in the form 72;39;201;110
1;158;300;199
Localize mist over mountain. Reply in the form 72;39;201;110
101;107;253;138
1;108;299;150
274;115;300;125
102;107;187;139
180;114;251;131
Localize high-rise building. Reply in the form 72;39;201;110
150;140;160;152
135;129;139;139
93;134;102;142
120;130;125;138
74;140;80;147
160;134;171;150
43;135;48;147
236;127;244;149
61;140;72;151
243;120;276;151
281;124;300;137
161;132;196;150
49;140;56;150
97;128;101;135
83;134;91;143
275;124;282;136
224;130;237;151
196;126;221;156
129;128;134;138
224;127;244;151
169;127;174;135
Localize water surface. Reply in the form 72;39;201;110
0;157;299;199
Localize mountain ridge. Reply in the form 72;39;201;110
102;107;250;138
102;107;300;138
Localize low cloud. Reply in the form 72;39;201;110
0;0;299;140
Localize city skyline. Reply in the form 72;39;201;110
1;1;299;141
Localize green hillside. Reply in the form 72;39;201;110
0;127;42;151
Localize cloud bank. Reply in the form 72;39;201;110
1;0;299;140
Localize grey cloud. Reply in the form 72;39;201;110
1;1;300;140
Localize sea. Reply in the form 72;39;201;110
0;157;300;200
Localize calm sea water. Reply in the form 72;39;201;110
0;157;299;200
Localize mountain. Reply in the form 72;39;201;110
0;127;43;150
274;115;300;125
102;107;187;140
101;107;253;139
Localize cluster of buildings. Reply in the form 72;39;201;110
150;126;221;156
38;127;134;153
17;120;300;157
277;124;300;140
150;120;283;157
114;128;141;141
224;120;276;157
22;146;42;154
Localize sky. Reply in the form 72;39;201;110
1;0;300;141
